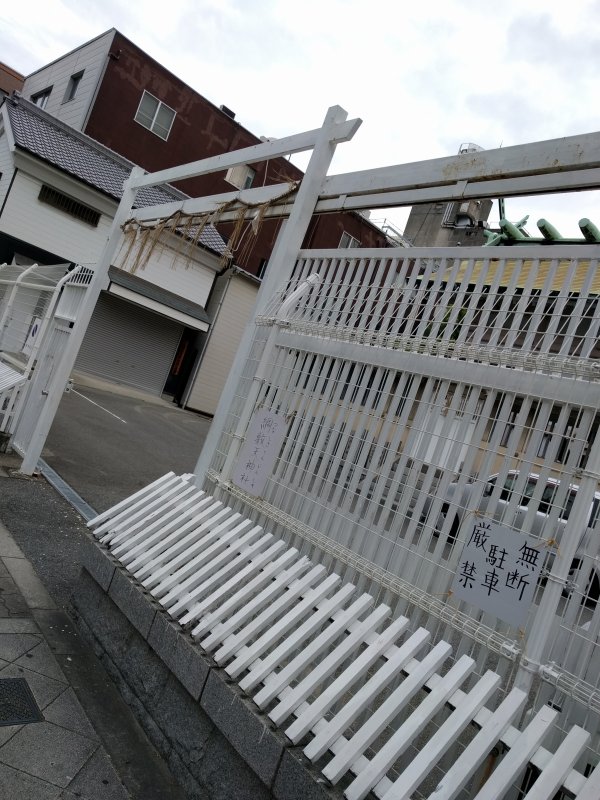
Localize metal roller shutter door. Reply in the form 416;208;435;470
76;293;183;395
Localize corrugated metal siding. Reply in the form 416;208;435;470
186;274;257;415
76;292;183;394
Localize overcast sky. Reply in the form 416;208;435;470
2;0;599;237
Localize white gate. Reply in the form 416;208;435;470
83;111;600;794
0;262;93;461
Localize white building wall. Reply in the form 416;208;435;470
0;171;112;265
114;236;217;308
186;272;258;415
0;133;15;212
21;30;114;130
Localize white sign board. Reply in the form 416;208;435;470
231;409;287;497
451;518;544;628
22;316;41;358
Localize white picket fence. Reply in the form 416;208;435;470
89;472;600;800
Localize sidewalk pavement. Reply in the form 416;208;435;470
0;454;186;799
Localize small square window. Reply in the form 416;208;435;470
63;71;84;103
31;87;52;109
339;231;360;248
134;91;175;140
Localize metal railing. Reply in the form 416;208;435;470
204;245;600;767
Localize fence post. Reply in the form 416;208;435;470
193;105;359;485
514;435;600;695
17;167;144;475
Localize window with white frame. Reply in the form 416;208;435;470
31;87;52;109
339;231;360;248
63;71;84;103
134;91;176;140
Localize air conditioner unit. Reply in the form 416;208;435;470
225;164;255;190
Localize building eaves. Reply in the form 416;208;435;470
230;265;261;285
3;93;227;257
108;266;211;325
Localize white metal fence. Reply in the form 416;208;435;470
201;244;600;771
90;472;599;800
78;113;600;794
0;262;93;456
0;262;69;432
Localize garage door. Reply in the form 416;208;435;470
76;292;183;395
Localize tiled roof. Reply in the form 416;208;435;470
3;95;227;257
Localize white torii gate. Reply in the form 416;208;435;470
16;105;600;797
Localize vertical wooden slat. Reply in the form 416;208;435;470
285;613;409;744
470;706;558;800
269;603;391;726
368;670;501;800
237;580;355;688
255;593;374;709
522;725;590;800
429;688;528;800
303;627;431;763
321;642;461;785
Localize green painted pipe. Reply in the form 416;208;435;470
579;218;600;242
499;218;527;239
537;218;563;240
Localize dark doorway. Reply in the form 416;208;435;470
164;327;198;405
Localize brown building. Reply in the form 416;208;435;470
0;62;24;99
21;29;389;276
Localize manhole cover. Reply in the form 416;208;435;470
0;678;44;726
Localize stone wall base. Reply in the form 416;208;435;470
71;531;340;800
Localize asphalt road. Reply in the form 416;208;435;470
43;381;212;514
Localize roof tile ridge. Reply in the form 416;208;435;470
10;92;187;200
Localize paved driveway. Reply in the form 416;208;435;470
43;381;212;513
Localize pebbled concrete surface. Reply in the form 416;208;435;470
0;458;186;799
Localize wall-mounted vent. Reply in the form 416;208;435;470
220;104;236;119
38;185;101;227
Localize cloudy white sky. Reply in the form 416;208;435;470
2;0;599;237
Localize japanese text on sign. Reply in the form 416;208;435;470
231;409;287;497
451;518;544;628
